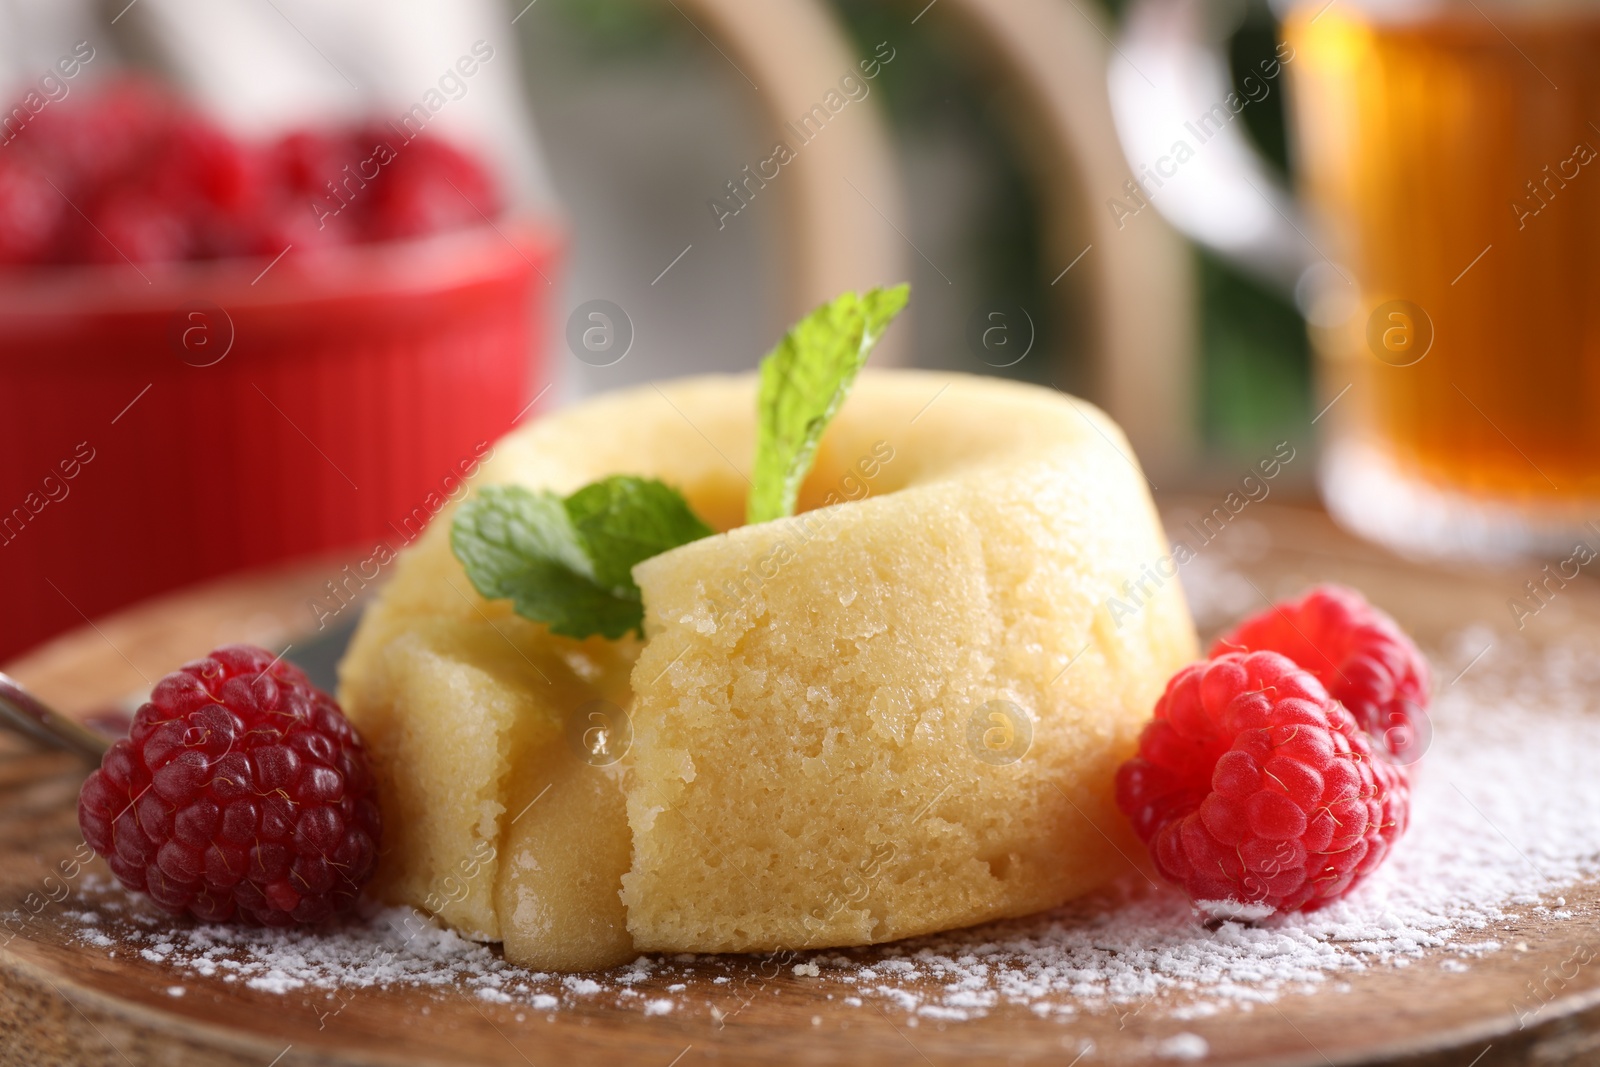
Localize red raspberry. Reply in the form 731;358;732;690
77;645;380;926
1212;585;1431;763
25;77;174;209
269;128;353;196
82;190;192;264
362;134;499;241
0;159;63;265
1116;651;1408;917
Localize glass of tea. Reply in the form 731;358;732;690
1285;2;1600;560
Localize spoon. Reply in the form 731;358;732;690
0;672;114;763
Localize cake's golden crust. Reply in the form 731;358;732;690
339;371;1196;967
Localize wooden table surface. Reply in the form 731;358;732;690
3;503;1600;1067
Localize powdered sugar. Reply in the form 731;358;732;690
1156;1033;1210;1059
56;629;1600;1026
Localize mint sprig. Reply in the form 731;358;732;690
451;477;711;640
746;284;910;524
452;284;909;640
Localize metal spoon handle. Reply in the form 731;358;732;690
0;672;112;763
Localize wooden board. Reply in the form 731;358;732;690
4;503;1600;1067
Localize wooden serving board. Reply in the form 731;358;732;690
4;503;1600;1067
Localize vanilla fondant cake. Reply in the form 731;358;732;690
338;370;1196;971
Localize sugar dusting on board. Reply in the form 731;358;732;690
57;625;1600;1026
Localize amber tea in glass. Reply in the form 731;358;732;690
1286;3;1600;558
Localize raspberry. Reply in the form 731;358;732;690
362;134;499;241
0;159;62;265
1116;651;1408;917
77;645;380;926
1212;585;1431;763
84;190;192;264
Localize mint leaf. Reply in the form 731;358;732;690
747;284;910;524
451;478;711;640
566;476;714;590
451;485;636;640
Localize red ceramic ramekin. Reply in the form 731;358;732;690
0;220;560;661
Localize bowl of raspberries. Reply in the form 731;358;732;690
0;78;560;660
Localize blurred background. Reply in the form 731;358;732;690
5;0;1592;661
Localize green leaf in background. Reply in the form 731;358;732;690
746;284;910;524
451;478;711;640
